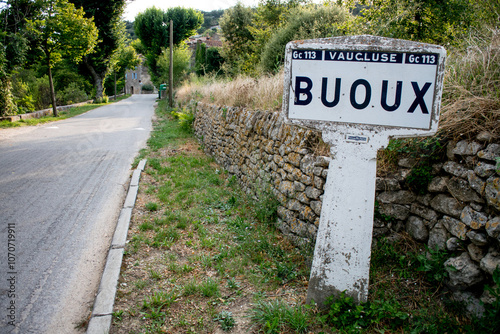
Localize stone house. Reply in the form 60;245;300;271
124;57;154;94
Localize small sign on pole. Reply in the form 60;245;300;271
282;35;446;306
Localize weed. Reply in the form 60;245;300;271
415;246;451;284
139;221;154;231
250;300;310;334
135;279;147;290
200;278;220;298
471;267;500;333
171;107;195;132
152;226;180;248
145;202;159;212
143;290;177;310
112;310;124;322
214;310;235;331
149;269;162;281
227;278;240;290
183;279;199;296
321;292;409;333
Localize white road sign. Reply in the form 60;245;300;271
282;36;446;307
283;36;446;136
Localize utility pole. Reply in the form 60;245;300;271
169;19;173;108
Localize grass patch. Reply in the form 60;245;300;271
111;98;500;334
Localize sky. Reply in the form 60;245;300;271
123;0;260;21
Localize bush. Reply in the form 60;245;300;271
156;44;192;88
141;83;154;92
260;4;349;73
93;95;109;104
56;82;88;105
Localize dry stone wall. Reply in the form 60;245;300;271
193;102;500;309
193;103;329;246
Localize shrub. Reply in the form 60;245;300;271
56;82;88;106
260;4;349;73
141;83;154;92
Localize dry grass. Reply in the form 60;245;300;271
176;71;284;111
440;28;500;140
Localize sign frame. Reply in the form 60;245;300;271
282;35;446;139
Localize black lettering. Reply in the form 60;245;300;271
381;80;403;112
350;79;371;109
321;78;341;108
294;76;313;106
408;82;432;114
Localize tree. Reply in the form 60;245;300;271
134;6;203;83
260;4;348;73
219;3;255;75
156;44;191;88
106;33;140;98
27;0;98;116
134;6;203;54
344;0;475;46
0;0;43;116
194;42;207;76
69;0;127;102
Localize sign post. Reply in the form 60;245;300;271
282;35;446;306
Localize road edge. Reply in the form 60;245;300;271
86;159;147;334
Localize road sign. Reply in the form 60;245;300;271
282;35;446;306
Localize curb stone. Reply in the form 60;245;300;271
86;159;147;334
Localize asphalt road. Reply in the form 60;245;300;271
0;95;156;333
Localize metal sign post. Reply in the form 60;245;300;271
282;35;446;306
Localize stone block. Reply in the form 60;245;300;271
445;252;484;290
474;162;496;178
485;217;500;238
461;206;488;230
480;252;500;275
378;190;416;205
428;176;448;192
430;194;464;218
477;143;500;161
428;222;449;251
446;237;461;251
443;161;469;178
310;201;322;215
485;176;500;210
467;171;485;196
441;216;468;240
467;231;488;247
279;181;295;197
376;177;401;191
452;140;483;156
378;203;410;220
410;203;438;223
406;216;428;242
447;177;483;203
305;186;322;200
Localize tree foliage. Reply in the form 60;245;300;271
134;6;203;86
344;0;476;46
69;0;127;101
134;6;203;54
0;0;43;116
27;0;98;115
155;45;191;88
260;4;348;73
219;3;255;75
